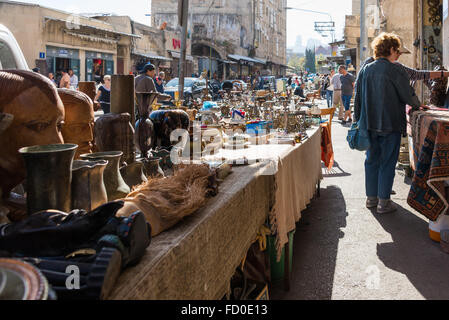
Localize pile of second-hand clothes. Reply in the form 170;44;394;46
0;201;151;300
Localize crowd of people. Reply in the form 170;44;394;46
289;68;356;125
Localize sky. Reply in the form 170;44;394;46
10;0;352;48
286;0;353;48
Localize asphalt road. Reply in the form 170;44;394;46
271;103;449;300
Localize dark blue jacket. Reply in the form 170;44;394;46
294;86;305;98
154;77;164;93
354;58;421;134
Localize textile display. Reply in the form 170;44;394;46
270;127;323;261
408;119;449;221
407;107;449;170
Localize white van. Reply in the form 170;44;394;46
0;24;29;70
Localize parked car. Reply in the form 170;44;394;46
0;24;29;70
164;77;207;104
261;76;275;91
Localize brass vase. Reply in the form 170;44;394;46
120;161;148;189
71;160;108;212
142;157;164;178
80;151;130;201
19;144;78;215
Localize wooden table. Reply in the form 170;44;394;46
108;127;322;300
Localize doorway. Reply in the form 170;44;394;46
47;56;80;86
86;58;114;83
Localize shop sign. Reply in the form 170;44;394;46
85;51;114;61
172;39;181;50
46;46;79;59
59;49;69;57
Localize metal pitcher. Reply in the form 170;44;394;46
71;160;108;212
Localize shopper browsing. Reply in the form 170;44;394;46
354;32;421;214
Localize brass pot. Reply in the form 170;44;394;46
71;160;108;211
19;144;77;215
142;157;164;178
81;151;130;201
120;161;148;189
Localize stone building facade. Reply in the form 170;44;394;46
151;0;287;78
0;0;189;82
345;0;444;100
93;15;192;80
0;0;140;82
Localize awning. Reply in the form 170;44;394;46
132;51;172;61
168;50;194;61
227;54;266;65
218;58;237;64
254;57;267;64
192;56;237;64
340;47;357;56
43;16;141;38
267;61;288;68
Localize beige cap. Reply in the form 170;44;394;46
396;34;411;54
399;42;411;54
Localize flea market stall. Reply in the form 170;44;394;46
109;126;322;299
0;71;324;300
406;69;449;250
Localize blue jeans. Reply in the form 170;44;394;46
365;131;401;200
341;94;352;111
326;90;333;108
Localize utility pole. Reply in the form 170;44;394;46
179;0;189;100
360;0;368;69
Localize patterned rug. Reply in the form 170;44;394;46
408;109;449;171
408;119;449;221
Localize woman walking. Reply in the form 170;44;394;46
94;75;111;114
354;33;421;214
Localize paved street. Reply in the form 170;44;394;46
271;103;449;300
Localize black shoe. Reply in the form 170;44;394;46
341;120;346;125
348;118;353;123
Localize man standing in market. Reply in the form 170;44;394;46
135;63;171;118
59;69;70;89
68;69;78;89
294;83;307;101
331;68;344;120
154;71;165;94
339;65;355;124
